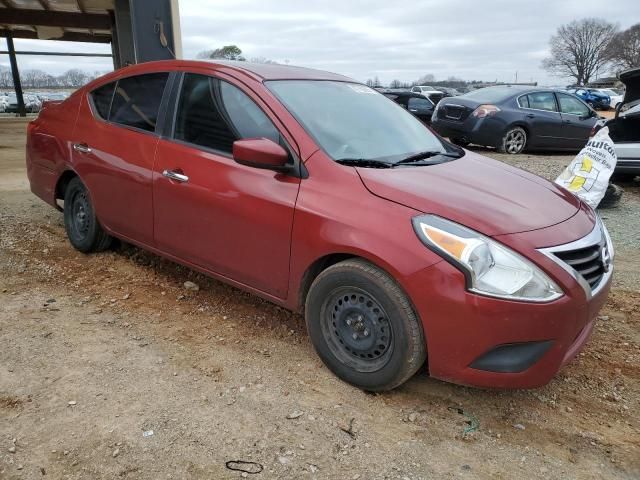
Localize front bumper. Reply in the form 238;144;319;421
402;213;613;389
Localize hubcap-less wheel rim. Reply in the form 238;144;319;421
70;191;91;240
321;287;393;373
505;130;525;154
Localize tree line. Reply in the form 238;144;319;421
543;20;639;85
0;67;108;89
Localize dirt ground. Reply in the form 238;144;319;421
1;117;638;479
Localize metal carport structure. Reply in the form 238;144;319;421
0;0;181;116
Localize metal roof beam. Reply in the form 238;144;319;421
0;9;112;30
0;28;111;43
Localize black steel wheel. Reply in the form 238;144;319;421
322;287;393;372
306;259;426;391
63;176;112;253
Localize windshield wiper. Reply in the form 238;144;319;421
394;150;461;166
335;158;394;168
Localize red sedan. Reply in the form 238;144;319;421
26;60;613;390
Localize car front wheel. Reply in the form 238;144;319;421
63;176;112;253
498;127;527;154
305;259;426;391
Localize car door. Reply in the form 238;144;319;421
153;72;301;298
519;91;564;148
556;92;596;149
407;96;434;124
71;72;170;245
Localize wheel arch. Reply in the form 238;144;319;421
54;169;80;210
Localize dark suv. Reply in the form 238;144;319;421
432;86;599;154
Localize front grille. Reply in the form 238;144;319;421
553;241;607;289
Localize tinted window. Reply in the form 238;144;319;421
462;86;522;102
174;73;280;153
408;97;432;109
110;73;169;132
557;93;589;116
526;92;557;112
90;82;115;120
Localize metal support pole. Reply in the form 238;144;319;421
5;32;26;117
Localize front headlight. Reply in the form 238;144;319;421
413;215;562;302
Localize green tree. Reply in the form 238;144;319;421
197;45;245;61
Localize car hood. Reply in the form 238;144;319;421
356;150;581;236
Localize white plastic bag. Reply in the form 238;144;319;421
554;127;617;209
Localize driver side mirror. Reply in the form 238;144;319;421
232;138;290;172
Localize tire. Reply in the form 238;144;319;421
63;177;112;253
305;259;426;391
450;137;470;147
498;126;527;154
598;183;624;209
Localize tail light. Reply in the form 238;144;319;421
472;104;501;118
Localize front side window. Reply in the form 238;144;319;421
526;92;557;112
109;73;169;132
174;73;280;153
557;93;589;116
267;80;447;162
90;81;115;120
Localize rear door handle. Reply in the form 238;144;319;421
162;169;189;183
526;113;536;118
73;143;91;153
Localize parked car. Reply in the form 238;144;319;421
27;60;613;391
436;87;461;96
594;68;640;178
384;91;435;124
595;88;624;110
568;88;611;110
0;94;7;113
410;85;446;104
5;93;41;113
432;86;600;153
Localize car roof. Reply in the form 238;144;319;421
90;59;355;86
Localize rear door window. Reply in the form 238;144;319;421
90;82;115;120
109;73;169;132
557;93;590;116
173;73;280;154
526;92;558;112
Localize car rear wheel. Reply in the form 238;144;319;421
63;177;112;253
498;127;527;154
305;259;426;391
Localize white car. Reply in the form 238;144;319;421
410;85;446;104
596;88;624;109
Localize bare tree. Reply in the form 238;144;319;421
0;66;13;88
606;23;640;70
249;56;277;64
365;78;374;87
542;18;618;85
414;73;435;86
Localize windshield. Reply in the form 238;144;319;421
266;80;447;162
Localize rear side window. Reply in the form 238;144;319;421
174;73;280;154
526;92;557;112
90;82;115;120
517;95;529;108
109;73;169;132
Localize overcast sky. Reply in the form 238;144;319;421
0;0;637;85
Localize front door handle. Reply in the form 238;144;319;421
162;169;189;183
73;143;92;153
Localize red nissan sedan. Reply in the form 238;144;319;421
26;60;613;391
